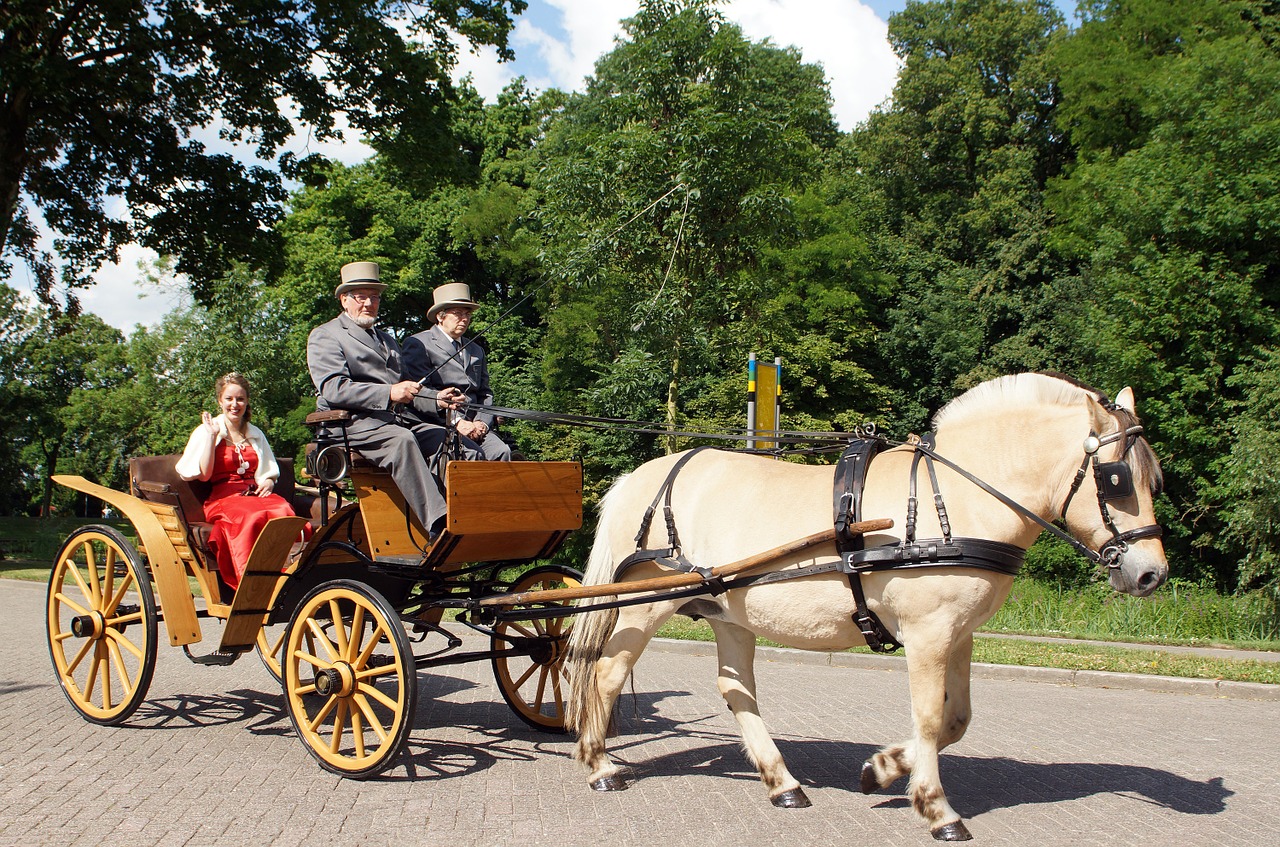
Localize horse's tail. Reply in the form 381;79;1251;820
565;473;629;736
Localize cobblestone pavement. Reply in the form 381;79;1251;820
2;577;1276;847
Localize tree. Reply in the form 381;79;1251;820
839;0;1072;429
0;0;526;311
6;307;126;514
534;0;839;452
1046;0;1280;586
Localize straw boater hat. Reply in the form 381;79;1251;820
335;261;387;297
427;282;480;320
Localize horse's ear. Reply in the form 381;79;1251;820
1114;387;1136;413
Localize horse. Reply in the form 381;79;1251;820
565;372;1167;842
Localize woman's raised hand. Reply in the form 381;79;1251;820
201;410;218;436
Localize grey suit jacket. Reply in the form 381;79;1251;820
402;327;497;428
307;313;445;434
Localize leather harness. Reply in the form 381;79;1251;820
613;442;1029;654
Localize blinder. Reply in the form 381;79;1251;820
1095;461;1134;502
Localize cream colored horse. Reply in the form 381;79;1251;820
566;373;1166;842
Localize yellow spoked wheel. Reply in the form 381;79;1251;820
46;526;158;726
282;580;416;778
491;565;582;732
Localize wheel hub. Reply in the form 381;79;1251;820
314;663;356;697
70;611;104;639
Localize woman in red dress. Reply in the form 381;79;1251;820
176;373;310;589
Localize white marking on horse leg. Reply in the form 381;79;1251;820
865;742;914;792
707;620;802;801
903;638;964;833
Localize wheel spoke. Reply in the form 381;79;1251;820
107;638;133;691
85;544;102;605
306;694;339;733
329;699;349;754
348;604;366;661
54;591;90;618
358;680;400;713
105;571;136;618
64;563;93;608
354;623;388;668
105;626;144;660
305;617;341;662
507;621;538;640
102;547;116;602
97;648;112;711
66;636;95;675
351;707;366;759
351;692;391;744
328;599;350;656
513;661;540;689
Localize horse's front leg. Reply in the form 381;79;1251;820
575;603;675;792
706;619;809;808
862;634;972;841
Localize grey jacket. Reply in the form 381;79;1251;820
401;326;497;428
307;313;446;432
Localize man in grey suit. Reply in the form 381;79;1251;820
307;262;476;539
402;282;512;462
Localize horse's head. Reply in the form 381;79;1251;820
1060;386;1168;597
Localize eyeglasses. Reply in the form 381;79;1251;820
344;292;381;303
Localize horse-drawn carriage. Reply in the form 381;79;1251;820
44;373;1170;841
46;410;589;777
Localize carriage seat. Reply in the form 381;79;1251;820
129;454;320;571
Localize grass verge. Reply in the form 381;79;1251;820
655;615;1280;686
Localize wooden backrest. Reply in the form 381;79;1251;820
353;460;583;566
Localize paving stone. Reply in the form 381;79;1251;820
2;577;1277;847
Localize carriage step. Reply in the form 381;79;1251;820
182;646;248;666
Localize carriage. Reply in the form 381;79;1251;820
44;373;1169;841
46;409;592;777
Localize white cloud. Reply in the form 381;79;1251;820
79;244;189;337
457;0;899;130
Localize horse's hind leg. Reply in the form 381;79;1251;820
707;620;809;808
576;603;675;791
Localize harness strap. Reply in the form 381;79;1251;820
633;447;715;552
848;537;1025;576
832;439;902;654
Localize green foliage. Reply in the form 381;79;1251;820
0;0;526;309
1217;351;1280;597
1047;0;1280;586
534;0;841;459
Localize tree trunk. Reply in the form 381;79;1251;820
666;336;681;455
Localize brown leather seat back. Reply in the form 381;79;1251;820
129;454;301;523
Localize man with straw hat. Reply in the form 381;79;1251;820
307;261;476;539
403;281;512;461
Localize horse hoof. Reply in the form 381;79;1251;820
771;787;812;808
590;775;629;792
859;761;880;794
931;821;973;842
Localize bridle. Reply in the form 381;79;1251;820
907;413;1163;571
1058;417;1164;568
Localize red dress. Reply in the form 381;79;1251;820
202;440;310;589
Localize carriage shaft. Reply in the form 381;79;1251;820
480;519;892;606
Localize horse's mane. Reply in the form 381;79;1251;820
932;373;1104;429
933;372;1163;493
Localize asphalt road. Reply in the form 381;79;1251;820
2;577;1276;847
